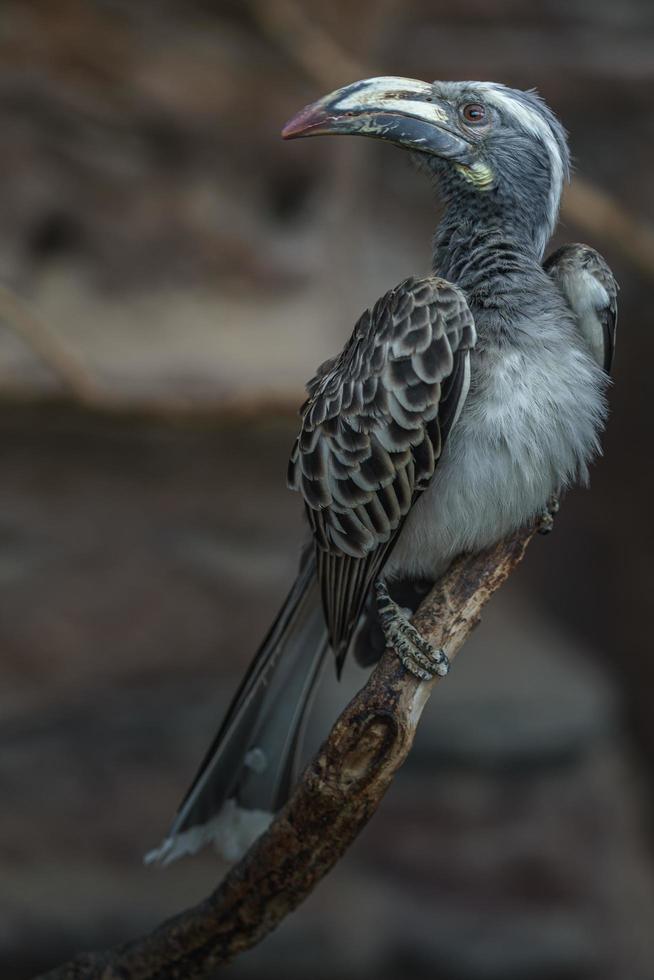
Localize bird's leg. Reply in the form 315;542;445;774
374;579;449;681
537;492;561;535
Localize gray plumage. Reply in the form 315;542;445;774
544;243;617;373
148;78;617;865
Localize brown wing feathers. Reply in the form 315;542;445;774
288;276;476;668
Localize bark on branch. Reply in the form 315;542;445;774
37;524;535;980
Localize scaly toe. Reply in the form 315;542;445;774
375;577;450;681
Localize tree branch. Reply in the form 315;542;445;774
37;524;535;980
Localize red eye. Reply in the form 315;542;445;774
462;103;486;124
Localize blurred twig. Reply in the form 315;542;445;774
250;0;365;88
0;285;104;404
562;176;654;280
35;524;535;980
0;284;302;423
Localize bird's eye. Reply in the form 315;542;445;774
461;103;487;125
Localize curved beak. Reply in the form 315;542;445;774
282;76;472;162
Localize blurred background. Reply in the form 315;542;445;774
0;1;653;978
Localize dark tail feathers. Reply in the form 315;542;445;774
146;552;328;864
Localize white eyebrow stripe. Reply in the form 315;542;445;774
477;83;564;254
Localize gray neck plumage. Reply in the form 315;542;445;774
432;210;555;326
430;152;560;286
432;190;556;307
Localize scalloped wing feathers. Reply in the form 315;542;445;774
288;276;476;665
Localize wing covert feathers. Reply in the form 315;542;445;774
544;244;618;374
288;275;476;665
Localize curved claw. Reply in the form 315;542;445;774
375;578;449;680
538;492;561;535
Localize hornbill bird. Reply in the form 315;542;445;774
148;78;617;864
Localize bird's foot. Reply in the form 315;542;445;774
537;493;560;535
375;578;449;681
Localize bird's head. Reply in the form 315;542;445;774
283;77;570;256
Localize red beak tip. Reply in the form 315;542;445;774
281;107;332;141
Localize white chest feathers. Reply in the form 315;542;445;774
388;332;607;581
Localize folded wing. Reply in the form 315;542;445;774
288;276;476;670
544;243;618;373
